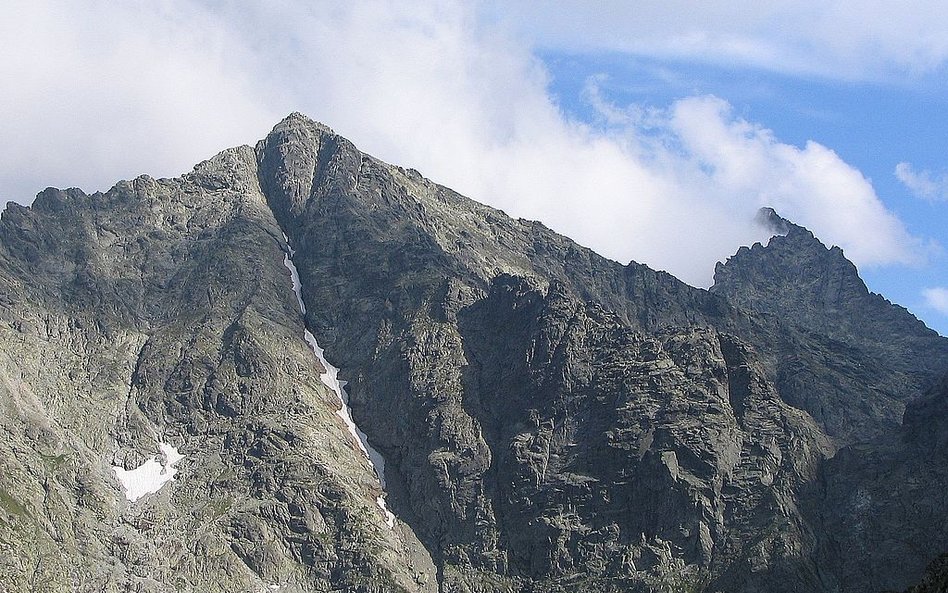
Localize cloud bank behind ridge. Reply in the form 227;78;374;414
0;0;930;287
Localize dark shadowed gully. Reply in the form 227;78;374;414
0;113;945;592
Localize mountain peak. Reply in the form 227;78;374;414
712;210;948;444
255;112;356;220
272;111;335;136
755;206;792;236
713;210;860;311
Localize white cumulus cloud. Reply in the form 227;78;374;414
577;83;924;276
0;0;282;202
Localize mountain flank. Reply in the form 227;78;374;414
0;112;945;592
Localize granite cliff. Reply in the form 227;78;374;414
0;113;945;592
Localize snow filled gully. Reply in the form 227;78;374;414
281;234;396;529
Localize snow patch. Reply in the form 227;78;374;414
113;443;184;502
283;238;305;314
282;237;397;529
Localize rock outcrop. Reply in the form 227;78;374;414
810;375;948;593
712;212;948;444
894;554;948;593
0;113;946;592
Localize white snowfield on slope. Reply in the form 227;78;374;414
113;443;184;502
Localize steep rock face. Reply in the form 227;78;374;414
712;210;948;443
810;375;948;593
250;115;934;591
895;554;948;593
0;146;433;592
1;113;947;592
448;277;830;593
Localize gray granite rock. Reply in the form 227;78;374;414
1;112;946;592
712;212;948;444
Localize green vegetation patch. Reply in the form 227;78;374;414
0;488;30;520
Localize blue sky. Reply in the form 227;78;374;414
1;1;946;334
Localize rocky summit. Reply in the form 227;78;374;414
0;113;946;593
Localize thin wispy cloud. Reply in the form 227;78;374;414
896;162;948;201
486;1;948;81
923;287;948;316
0;0;934;289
